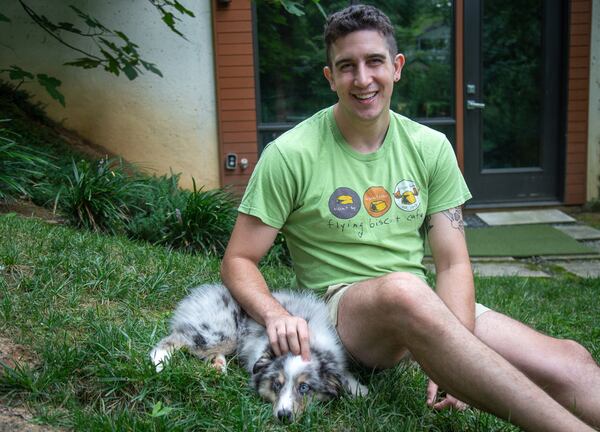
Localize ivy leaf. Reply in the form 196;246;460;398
3;65;35;81
64;58;102;69
0;13;11;23
36;74;65;107
172;1;195;17
122;63;138;80
279;0;305;16
57;22;83;34
141;61;163;77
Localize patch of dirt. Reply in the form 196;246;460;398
0;200;64;224
0;406;59;432
0;336;38;369
0;339;60;431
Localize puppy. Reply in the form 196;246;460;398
150;283;367;421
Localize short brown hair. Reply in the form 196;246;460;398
324;4;398;67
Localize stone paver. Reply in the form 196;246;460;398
471;262;549;277
476;209;575;226
548;260;600;278
553;224;600;240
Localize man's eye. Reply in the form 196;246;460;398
272;381;282;393
298;383;311;395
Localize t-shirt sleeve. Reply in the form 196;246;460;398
238;142;297;229
426;137;472;215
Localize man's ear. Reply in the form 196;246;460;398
323;66;336;92
393;53;405;82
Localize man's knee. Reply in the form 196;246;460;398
371;272;433;319
545;339;597;391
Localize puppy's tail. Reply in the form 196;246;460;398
150;333;188;372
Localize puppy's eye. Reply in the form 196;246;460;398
298;383;311;395
272;381;282;393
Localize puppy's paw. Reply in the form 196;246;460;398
150;347;169;373
210;354;227;374
345;374;368;397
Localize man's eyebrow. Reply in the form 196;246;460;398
334;53;387;68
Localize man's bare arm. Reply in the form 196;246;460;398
221;213;310;360
424;206;475;410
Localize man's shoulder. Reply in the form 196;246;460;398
390;111;446;143
268;107;332;156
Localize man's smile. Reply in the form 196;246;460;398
352;91;378;101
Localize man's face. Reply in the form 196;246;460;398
324;30;404;126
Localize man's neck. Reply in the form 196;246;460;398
333;104;390;154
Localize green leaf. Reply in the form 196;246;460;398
279;0;305;16
172;1;195;17
57;22;82;34
0;13;11;23
141;61;163;78
36;74;65;107
150;401;174;417
311;0;327;19
2;65;34;81
122;63;138;80
64;58;102;69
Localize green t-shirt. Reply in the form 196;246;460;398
239;106;472;290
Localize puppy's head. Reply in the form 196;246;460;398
251;350;345;422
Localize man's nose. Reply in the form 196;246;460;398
354;63;371;87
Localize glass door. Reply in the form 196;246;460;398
463;0;565;205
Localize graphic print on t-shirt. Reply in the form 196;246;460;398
393;180;420;212
363;186;392;218
328;187;361;219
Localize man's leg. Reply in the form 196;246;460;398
335;272;594;431
475;310;600;428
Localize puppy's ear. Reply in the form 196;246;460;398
252;350;274;375
322;370;345;399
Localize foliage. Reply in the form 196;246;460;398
256;0;454;126
0;1;195;105
0;119;55;200
158;179;238;256
56;157;147;233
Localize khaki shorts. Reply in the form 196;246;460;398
324;282;492;327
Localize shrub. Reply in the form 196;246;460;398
56;157;148;233
159;179;238;256
0;120;54;200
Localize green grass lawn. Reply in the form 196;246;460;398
1;213;599;431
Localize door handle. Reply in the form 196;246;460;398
467;100;486;110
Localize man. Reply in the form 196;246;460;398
221;4;600;430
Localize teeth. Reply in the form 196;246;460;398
354;92;376;100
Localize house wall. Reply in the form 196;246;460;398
0;0;219;190
565;0;593;204
588;0;600;201
211;0;258;193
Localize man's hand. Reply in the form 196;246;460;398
265;314;311;361
427;379;469;411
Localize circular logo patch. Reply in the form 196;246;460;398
393;180;420;212
363;186;392;218
328;187;361;219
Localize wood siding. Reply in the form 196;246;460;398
565;0;591;204
212;0;258;192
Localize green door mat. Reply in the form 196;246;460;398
427;224;596;257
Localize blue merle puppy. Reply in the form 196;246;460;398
150;283;367;422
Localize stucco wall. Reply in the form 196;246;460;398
0;0;219;190
589;0;600;200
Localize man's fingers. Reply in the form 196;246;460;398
426;380;438;406
267;326;281;357
277;325;290;354
433;395;468;411
298;320;311;361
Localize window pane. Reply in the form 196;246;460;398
256;1;454;123
481;0;542;169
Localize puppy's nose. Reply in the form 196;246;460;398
277;409;293;423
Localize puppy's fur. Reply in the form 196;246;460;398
150;283;367;421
